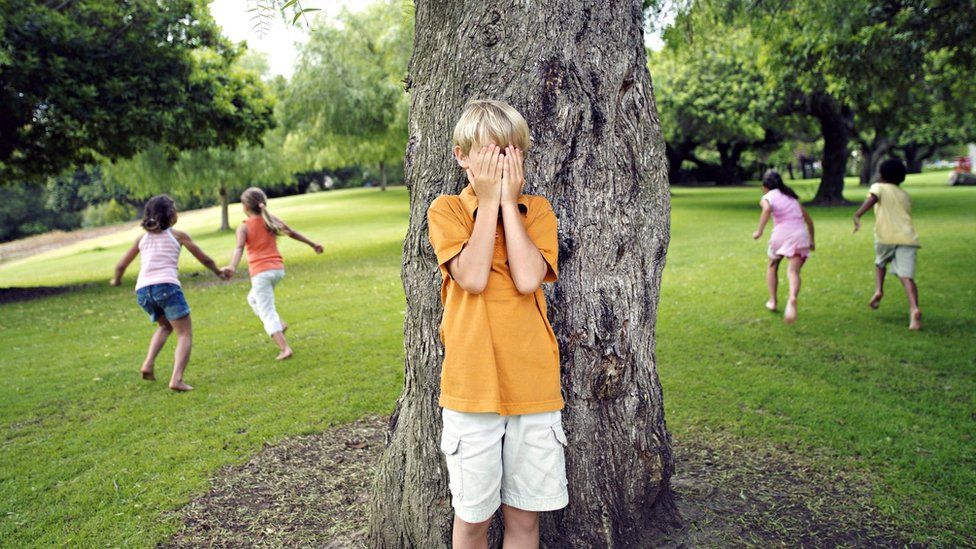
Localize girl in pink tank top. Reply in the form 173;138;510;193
111;195;229;391
752;170;816;324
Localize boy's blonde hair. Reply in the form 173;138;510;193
453;100;531;156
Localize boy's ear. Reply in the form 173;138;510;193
453;145;469;169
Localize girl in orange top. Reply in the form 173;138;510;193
224;187;323;360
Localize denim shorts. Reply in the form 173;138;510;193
136;283;190;322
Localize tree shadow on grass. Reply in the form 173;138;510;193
0;285;91;305
165;417;918;548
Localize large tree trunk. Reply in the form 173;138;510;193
857;135;891;186
809;95;853;205
218;184;230;231
368;1;678;547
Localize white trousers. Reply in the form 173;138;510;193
247;269;285;335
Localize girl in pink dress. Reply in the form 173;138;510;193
752;170;816;323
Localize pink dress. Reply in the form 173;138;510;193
762;189;810;259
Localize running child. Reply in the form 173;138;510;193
428;100;566;548
852;158;922;330
223;187;323;360
752;170;816;323
111;195;228;391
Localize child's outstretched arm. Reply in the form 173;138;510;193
801;207;816;251
224;224;248;277
752;199;772;240
279;221;323;254
172;230;228;279
110;235;143;286
852;194;878;233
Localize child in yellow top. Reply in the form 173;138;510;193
853;158;922;329
427;100;565;547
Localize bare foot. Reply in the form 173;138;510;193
869;292;883;309
909;309;922;331
784;299;797;324
169;380;194;392
141;366;156;381
276;347;293;361
765;300;777;312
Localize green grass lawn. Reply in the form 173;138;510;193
0;173;973;546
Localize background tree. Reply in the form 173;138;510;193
0;0;271;182
283;1;412;191
651;26;783;185
368;0;678;546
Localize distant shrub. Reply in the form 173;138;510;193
82;200;136;228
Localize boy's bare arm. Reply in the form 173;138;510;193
447;199;498;294
447;145;504;294
852;194;878;233
110;235;142;286
173;230;225;278
501;204;547;294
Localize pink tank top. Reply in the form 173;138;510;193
136;229;182;290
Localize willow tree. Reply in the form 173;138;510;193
368;0;678;546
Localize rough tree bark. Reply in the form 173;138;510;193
368;0;678;547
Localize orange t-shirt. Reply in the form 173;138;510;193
244;216;284;276
427;184;561;416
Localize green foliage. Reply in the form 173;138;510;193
0;183;79;242
0;0;274;182
81;200;136;228
282;0;412;176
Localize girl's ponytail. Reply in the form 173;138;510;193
241;187;283;235
762;170;799;200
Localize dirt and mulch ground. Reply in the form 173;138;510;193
164;416;916;549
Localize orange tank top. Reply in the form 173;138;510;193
244;216;284;276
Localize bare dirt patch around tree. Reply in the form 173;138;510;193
165;416;914;548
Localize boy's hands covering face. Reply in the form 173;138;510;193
466;144;503;202
500;146;525;206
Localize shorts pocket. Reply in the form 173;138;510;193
549;422;569;488
440;430;463;501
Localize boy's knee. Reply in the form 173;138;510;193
454;515;491;537
504;510;539;534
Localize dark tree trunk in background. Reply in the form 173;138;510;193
379;161;388;191
787;162;795;179
666;139;697;184
368;1;678;547
716;141;746;185
218;184;229;231
808;94;853;205
901;143;936;174
858;135;891;186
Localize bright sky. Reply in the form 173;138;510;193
208;1;668;79
208;0;372;79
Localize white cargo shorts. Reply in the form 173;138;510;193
440;408;569;524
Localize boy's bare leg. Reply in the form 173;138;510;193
766;257;781;311
870;265;885;309
899;277;922;330
271;331;293;360
501;505;540;549
168;315;194;391
784;256;803;324
453;515;490;549
142;318;173;380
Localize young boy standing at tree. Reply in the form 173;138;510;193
853;158;922;330
427;100;566;548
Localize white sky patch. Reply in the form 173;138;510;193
208;0;373;79
209;1;673;77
